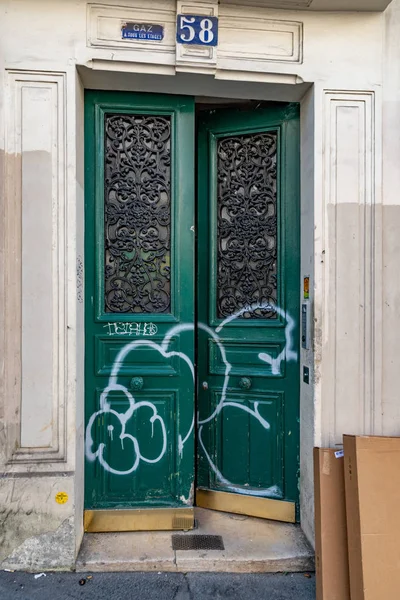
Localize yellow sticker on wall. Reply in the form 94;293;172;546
303;276;310;300
55;492;68;504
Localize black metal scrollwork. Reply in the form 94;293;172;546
104;113;171;313
217;132;278;319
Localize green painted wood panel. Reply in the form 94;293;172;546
196;104;300;514
84;91;196;509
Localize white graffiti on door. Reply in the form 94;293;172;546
85;302;297;495
103;322;158;336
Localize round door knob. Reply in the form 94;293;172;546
238;377;252;390
130;377;144;391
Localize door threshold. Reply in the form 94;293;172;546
76;508;314;573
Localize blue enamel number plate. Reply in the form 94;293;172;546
176;14;218;47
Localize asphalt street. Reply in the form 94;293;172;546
0;571;315;600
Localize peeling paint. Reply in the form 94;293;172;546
179;483;194;506
0;475;75;569
1;517;75;572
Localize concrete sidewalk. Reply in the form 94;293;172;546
0;571;315;600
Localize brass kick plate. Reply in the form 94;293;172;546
196;489;296;524
84;508;194;533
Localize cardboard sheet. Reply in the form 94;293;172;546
344;435;400;600
314;447;350;600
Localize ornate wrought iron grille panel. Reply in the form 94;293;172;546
104;113;171;313
217;131;278;319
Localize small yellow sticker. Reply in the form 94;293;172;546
55;492;68;504
303;276;310;300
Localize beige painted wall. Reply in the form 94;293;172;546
0;0;398;568
382;0;400;436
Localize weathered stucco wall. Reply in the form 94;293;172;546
0;0;398;569
0;2;84;570
382;0;400;437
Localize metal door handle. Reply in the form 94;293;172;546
130;377;144;391
238;377;252;390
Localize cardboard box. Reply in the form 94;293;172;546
314;447;351;600
343;435;400;600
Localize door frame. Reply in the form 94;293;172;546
83;91;301;531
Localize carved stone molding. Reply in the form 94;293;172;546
2;70;67;466
218;12;303;66
87;2;176;60
321;90;382;446
85;1;303;76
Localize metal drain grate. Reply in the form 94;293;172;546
172;534;225;551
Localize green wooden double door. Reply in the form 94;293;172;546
84;91;300;528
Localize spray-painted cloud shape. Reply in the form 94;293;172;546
86;384;167;474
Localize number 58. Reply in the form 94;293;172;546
178;15;216;45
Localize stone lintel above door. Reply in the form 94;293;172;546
85;1;305;79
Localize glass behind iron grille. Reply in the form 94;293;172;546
216;131;278;319
104;113;171;314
